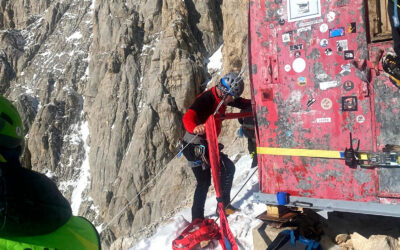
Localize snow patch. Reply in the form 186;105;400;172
71;120;91;215
67;31;83;41
44;169;57;179
132;216;191;250
22;85;34;95
81;66;89;81
207;45;223;72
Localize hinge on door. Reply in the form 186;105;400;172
261;54;280;84
271;55;280;84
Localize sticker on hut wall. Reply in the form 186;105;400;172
320;23;328;33
287;0;322;22
337;0;349;7
336;40;348;51
294;51;301;58
340;63;351;75
298;19;323;28
297;26;312;35
320;80;339;90
279;18;286;25
344;50;354;60
347;22;356;33
327;11;336;22
282;33;291;43
342;96;357;111
293;58;306;73
356;115;365;124
315;117;332;123
320;39;328;47
343;80;354;91
285;64;292;72
325;48;333;55
290;44;304;51
277;8;284;15
321;98;333;110
330;27;345;38
297;76;307;86
307;98;316;107
316;73;329;80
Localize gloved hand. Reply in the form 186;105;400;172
237;127;244;138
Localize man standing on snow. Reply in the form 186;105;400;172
181;72;251;221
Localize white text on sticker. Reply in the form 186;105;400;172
315;117;332;123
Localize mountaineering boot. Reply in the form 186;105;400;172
224;204;240;215
382;53;400;88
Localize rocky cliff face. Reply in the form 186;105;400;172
0;0;248;248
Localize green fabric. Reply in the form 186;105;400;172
0;95;24;149
0;216;101;250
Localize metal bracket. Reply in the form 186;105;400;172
253;192;400;217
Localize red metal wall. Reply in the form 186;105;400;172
249;0;400;203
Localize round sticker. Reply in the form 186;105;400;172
297;76;307;86
320;23;328;33
343;80;354;91
325;48;333;56
293;58;306;73
284;64;291;72
278;18;285;25
327;12;336;22
294;51;301;58
356;115;365;124
321;98;333;110
320;39;328;48
277;8;284;15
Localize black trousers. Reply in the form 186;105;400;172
190;153;235;221
243;128;258;168
389;0;400;57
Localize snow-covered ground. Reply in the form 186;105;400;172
130;154;266;250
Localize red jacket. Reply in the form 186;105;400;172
182;86;251;136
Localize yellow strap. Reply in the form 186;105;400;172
257;147;343;159
257;147;370;160
357;153;369;161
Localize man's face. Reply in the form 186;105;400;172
224;95;234;104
